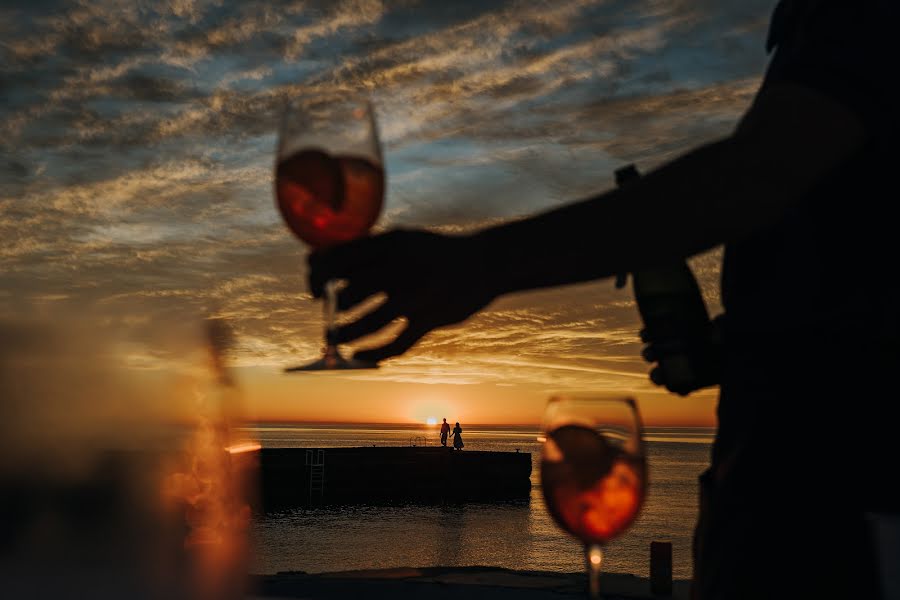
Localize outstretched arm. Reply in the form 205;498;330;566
309;82;865;362
466;82;864;295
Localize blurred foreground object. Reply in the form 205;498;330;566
276;94;384;371
0;316;258;600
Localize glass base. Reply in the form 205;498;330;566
284;350;378;372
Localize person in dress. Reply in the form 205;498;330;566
450;422;464;451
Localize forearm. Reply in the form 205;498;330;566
468;137;755;294
469;85;864;297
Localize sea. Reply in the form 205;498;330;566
247;423;714;580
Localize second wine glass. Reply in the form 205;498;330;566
540;395;647;599
274;94;384;372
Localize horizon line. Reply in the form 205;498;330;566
241;419;718;429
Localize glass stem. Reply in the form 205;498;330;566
585;544;603;599
323;279;339;362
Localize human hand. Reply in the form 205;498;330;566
308;229;499;363
639;315;724;396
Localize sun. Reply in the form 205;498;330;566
425;417;437;426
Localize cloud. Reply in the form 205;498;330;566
283;0;385;60
0;0;776;399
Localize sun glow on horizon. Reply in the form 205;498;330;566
408;396;457;426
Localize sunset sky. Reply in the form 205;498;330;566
1;0;777;427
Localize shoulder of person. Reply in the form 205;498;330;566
767;0;899;53
763;0;899;137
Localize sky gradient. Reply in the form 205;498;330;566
1;0;778;427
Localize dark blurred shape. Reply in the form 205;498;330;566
206;317;235;387
0;316;258;600
258;567;689;600
650;541;673;596
1;448;187;599
257;565;693;599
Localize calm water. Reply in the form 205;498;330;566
248;424;713;579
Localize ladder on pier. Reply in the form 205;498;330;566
305;449;326;505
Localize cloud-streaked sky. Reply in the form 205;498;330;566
1;0;777;425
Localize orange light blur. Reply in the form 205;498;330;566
578;460;642;541
225;442;262;454
546;458;644;545
161;384;257;600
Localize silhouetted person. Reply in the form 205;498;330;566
309;3;899;598
440;417;451;447
450;422;464;451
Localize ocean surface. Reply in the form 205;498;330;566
247;424;713;579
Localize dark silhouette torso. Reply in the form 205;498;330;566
701;3;900;598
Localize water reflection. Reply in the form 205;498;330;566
250;424;711;579
439;503;465;567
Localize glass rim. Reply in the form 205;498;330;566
539;394;643;440
547;394;638;407
275;90;382;163
280;90;376;112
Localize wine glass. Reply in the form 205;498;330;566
539;395;647;599
275;93;384;371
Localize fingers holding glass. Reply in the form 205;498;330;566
276;94;384;372
335;275;385;312
330;298;428;364
353;323;428;364
333;300;400;344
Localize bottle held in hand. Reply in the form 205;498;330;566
614;164;720;395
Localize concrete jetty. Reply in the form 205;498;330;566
258;447;532;508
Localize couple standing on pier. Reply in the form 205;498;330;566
439;418;464;450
